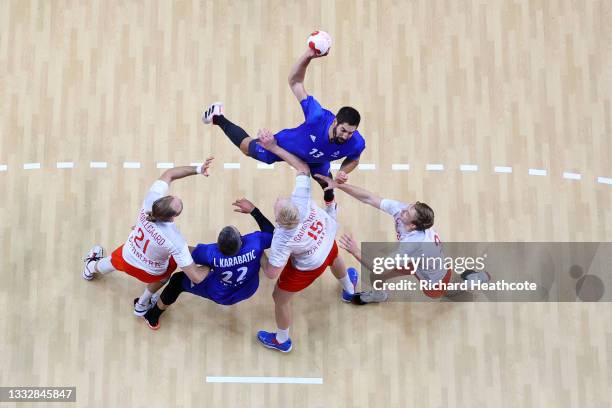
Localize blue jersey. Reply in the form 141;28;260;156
248;96;365;175
185;231;273;305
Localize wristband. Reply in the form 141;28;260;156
196;165;203;174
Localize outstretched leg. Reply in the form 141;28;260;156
212;114;254;156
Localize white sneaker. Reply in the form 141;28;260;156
133;293;159;317
201;102;224;124
82;245;104;281
356;290;388;304
461;270;491;283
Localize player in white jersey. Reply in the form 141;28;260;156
253;130;358;353
82;158;214;316
315;175;489;300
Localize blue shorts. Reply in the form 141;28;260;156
248;139;331;176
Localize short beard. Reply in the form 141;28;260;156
331;125;346;144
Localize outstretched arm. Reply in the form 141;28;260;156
288;48;325;102
335;158;360;183
159;157;214;185
258;129;310;175
314;174;382;209
182;262;211;285
232;198;275;233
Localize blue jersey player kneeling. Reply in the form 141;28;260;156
143;198;274;330
202;47;365;204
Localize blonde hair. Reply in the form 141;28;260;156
277;202;300;229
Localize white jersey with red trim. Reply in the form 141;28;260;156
380;199;447;282
122;180;194;275
268;175;337;271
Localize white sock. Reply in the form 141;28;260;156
339;275;354;294
138;288;153;306
96;257;116;275
276;328;290;343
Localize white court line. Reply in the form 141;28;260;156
24;163;41;170
190;162;203;167
0;164;7;171
223;163;241;169
257;163;275;170
598;177;612;185
90;161;108;168
123;162;141;169
494;166;512;174
330;163;341;170
358;163;376;170
460;164;478;172
56;162;74;169
563;172;581;180
528;168;547;176
391;164;410;171
426;164;444;171
206;376;323;385
156;162;174;169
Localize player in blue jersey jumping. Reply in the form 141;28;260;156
142;198;274;330
202;47;366;204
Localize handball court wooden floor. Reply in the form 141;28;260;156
1;1;611;407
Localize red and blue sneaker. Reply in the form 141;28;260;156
341;267;359;302
257;331;292;353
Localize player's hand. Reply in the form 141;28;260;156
257;129;277;149
232;198;256;214
307;47;329;59
314;173;338;191
338;233;360;256
335;171;349;184
200;156;214;177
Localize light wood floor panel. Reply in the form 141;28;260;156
1;1;611;407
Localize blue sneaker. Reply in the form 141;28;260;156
341;267;359;302
257;331;292;353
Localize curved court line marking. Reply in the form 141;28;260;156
358;163;376;170
90;162;107;168
563;172;582;180
528;168;547;176
257;163;275;170
392;163;410;171
223;163;241;169
24;163;41;170
460;164;478;172
494;166;512;173
426;164;444;171
57;162;74;169
598;177;612;185
156;162;174;169
0;164;7;171
205;376;323;385
123;162;141;169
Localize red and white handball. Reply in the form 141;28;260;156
307;30;332;55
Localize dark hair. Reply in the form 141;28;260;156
335;106;361;127
412;202;434;231
146;196;180;222
217;226;242;256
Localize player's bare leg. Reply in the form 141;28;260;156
257;285;294;352
330;255;358;301
272;285;294;330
